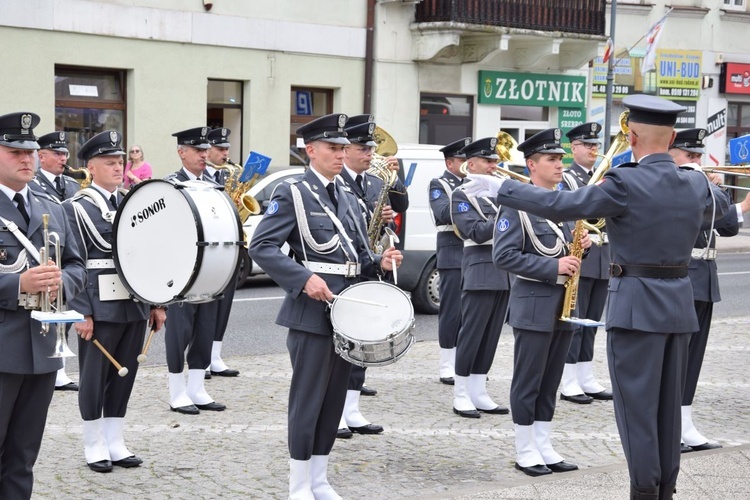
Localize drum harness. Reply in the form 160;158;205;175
455;186;498;247
70;188;119;258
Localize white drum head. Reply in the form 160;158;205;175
330;282;413;341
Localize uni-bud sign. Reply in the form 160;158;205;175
479;71;586;108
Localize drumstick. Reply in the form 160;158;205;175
92;339;129;377
137;326;158;363
330;295;387;307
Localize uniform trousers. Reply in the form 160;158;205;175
683;300;712;405
608;328;690;488
510;328;573;425
287;329;352;460
165;301;217;373
454;290;509;377
348;364;366;390
566;277;607;363
437;268;462;349
0;371;56;500
78;320;147;420
213;280;236;343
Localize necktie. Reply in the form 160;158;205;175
355;174;364;191
13;193;30;225
110;194;118;209
214;171;222;183
325;183;338;211
54;175;64;195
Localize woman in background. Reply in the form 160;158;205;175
124;145;152;187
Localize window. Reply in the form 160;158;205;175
208;80;244;163
723;0;745;10
290;87;333;165
55;66;126;163
419;93;474;145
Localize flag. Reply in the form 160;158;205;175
602;38;614;64
640;9;672;73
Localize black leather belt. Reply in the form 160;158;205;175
609;264;688;279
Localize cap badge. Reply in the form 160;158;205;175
367;123;376;134
590;123;597;132
221;128;227;137
366;115;374;123
698;130;706;141
464;138;471;146
554;129;562;141
201;127;209;137
59;132;66;141
20;114;32;131
109;131;118;144
338;115;347;129
490;138;497;148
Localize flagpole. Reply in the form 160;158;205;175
604;0;617;152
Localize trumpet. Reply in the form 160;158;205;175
700;166;750;191
38;214;75;358
459;161;531;183
206;160;261;222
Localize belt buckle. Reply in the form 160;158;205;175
610;263;623;277
22;293;41;310
345;261;358;278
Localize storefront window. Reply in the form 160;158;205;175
55;67;126;164
290;87;333;165
419;93;473;145
208;79;244;163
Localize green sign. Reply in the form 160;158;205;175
558;108;585;167
479;70;586;108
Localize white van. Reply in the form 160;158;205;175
239;144;444;314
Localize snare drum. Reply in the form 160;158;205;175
330;281;415;367
113;179;242;305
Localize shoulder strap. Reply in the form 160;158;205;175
0;215;41;264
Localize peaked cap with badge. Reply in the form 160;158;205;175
208;127;231;148
440;137;472;159
346;114;375;128
296;113;350;145
670;128;707;154
623;94;686;126
172;127;211;150
344;121;377;147
460;137;499;160
78;130;126;161
0;112;41;150
566;122;602;144
38;131;70;153
517;128;566;158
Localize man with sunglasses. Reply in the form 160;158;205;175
557;123;613;405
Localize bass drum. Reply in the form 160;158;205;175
330;281;415;367
113;179;242;305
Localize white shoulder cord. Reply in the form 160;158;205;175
71;190;113;252
0;216;38;272
518;210;566;257
289;183;341;259
300;181;358;260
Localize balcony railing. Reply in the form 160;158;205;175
414;0;607;36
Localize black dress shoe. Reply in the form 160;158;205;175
453;407;480;419
210;369;240;377
112;456;143;468
477;405;510;415
195;401;226;411
88;460;113;473
55;382;79;391
560;393;594;404
350;423;384;434
681;443;693;453
337;427;353;439
585;390;613;400
360;385;378;396
547;460;578;473
440;377;455;386
170;404;200;415
514;463;552;477
204;371;211;380
690;441;722;451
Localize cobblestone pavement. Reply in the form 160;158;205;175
33;316;750;499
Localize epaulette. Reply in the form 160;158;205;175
31;190;61;205
616;162;639;169
284;177;301;185
340;184;353;193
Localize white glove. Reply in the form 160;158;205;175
463;174;506;198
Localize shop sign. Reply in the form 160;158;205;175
479;71;586;108
655;49;701;100
706;108;727;137
591;54;635;98
673;100;696;128
557;108;586;167
720;63;750;95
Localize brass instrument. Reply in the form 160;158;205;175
701;166;750;191
206;160;261;222
366;127;400;254
495;131;526;166
38;214;75;358
65;165;92;188
458;161;530;183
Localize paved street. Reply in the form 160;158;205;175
33;313;750;499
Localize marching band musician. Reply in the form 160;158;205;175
429;137;470;385
558;122;612;404
668;128;750;453
203;127;241;379
30;131;81;391
449;137;511;419
335;114;407;438
63;131;166;473
248;113;402;499
467;95;731;499
489;129;586;476
0;112;86;499
163;127;227;415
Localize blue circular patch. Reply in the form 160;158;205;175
497;217;510;232
266;200;279;215
430;189;442;200
457;202;470;213
556;182;564;191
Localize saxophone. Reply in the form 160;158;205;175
366;153;399;254
559;219;585;322
206;160;260;222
